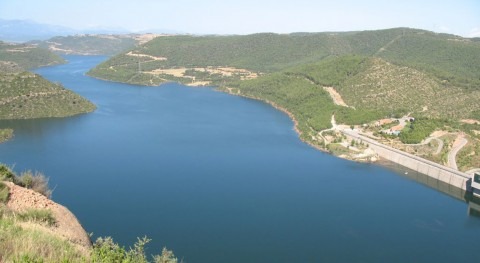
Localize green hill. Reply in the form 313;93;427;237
84;28;480;168
0;41;95;122
0;41;65;69
0;70;95;120
87;28;408;85
88;28;480;121
88;28;480;90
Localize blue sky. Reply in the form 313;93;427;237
1;0;479;37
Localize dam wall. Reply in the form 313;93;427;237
342;129;470;191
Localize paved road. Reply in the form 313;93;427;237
448;137;468;170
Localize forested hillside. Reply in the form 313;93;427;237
0;70;95;120
0;41;65;69
87;28;480;168
89;28;480;88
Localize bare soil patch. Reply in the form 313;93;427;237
4;182;91;248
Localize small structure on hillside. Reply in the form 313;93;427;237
382;129;401;136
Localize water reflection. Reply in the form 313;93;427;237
380;160;480;219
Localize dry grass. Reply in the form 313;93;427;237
15;170;52;198
0;182;9;203
0;214;88;262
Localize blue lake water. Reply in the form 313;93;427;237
0;55;479;262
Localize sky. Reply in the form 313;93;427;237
1;0;479;37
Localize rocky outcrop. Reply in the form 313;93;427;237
4;181;92;248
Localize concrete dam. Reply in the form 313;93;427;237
341;129;471;191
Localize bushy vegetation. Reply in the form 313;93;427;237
378;31;480;89
338;57;480;120
16;170;52;198
229;66;386;143
286;55;367;86
0;128;13;143
91;237;177;263
0;164;15;181
230;73;336;133
399;118;448;144
0;164;51;198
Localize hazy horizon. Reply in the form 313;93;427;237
1;0;479;37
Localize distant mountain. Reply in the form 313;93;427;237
0;19;133;42
0;19;77;42
29;33;165;56
0;19;180;43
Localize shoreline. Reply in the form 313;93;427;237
76;76;472;190
219;87;331;154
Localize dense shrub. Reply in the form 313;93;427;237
16;171;52;198
0;164;15;181
0;165;51;198
399;118;449;144
91;236;177;263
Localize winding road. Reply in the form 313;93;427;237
447;136;468;170
407;137;444;155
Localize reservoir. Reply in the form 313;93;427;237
0;55;478;262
